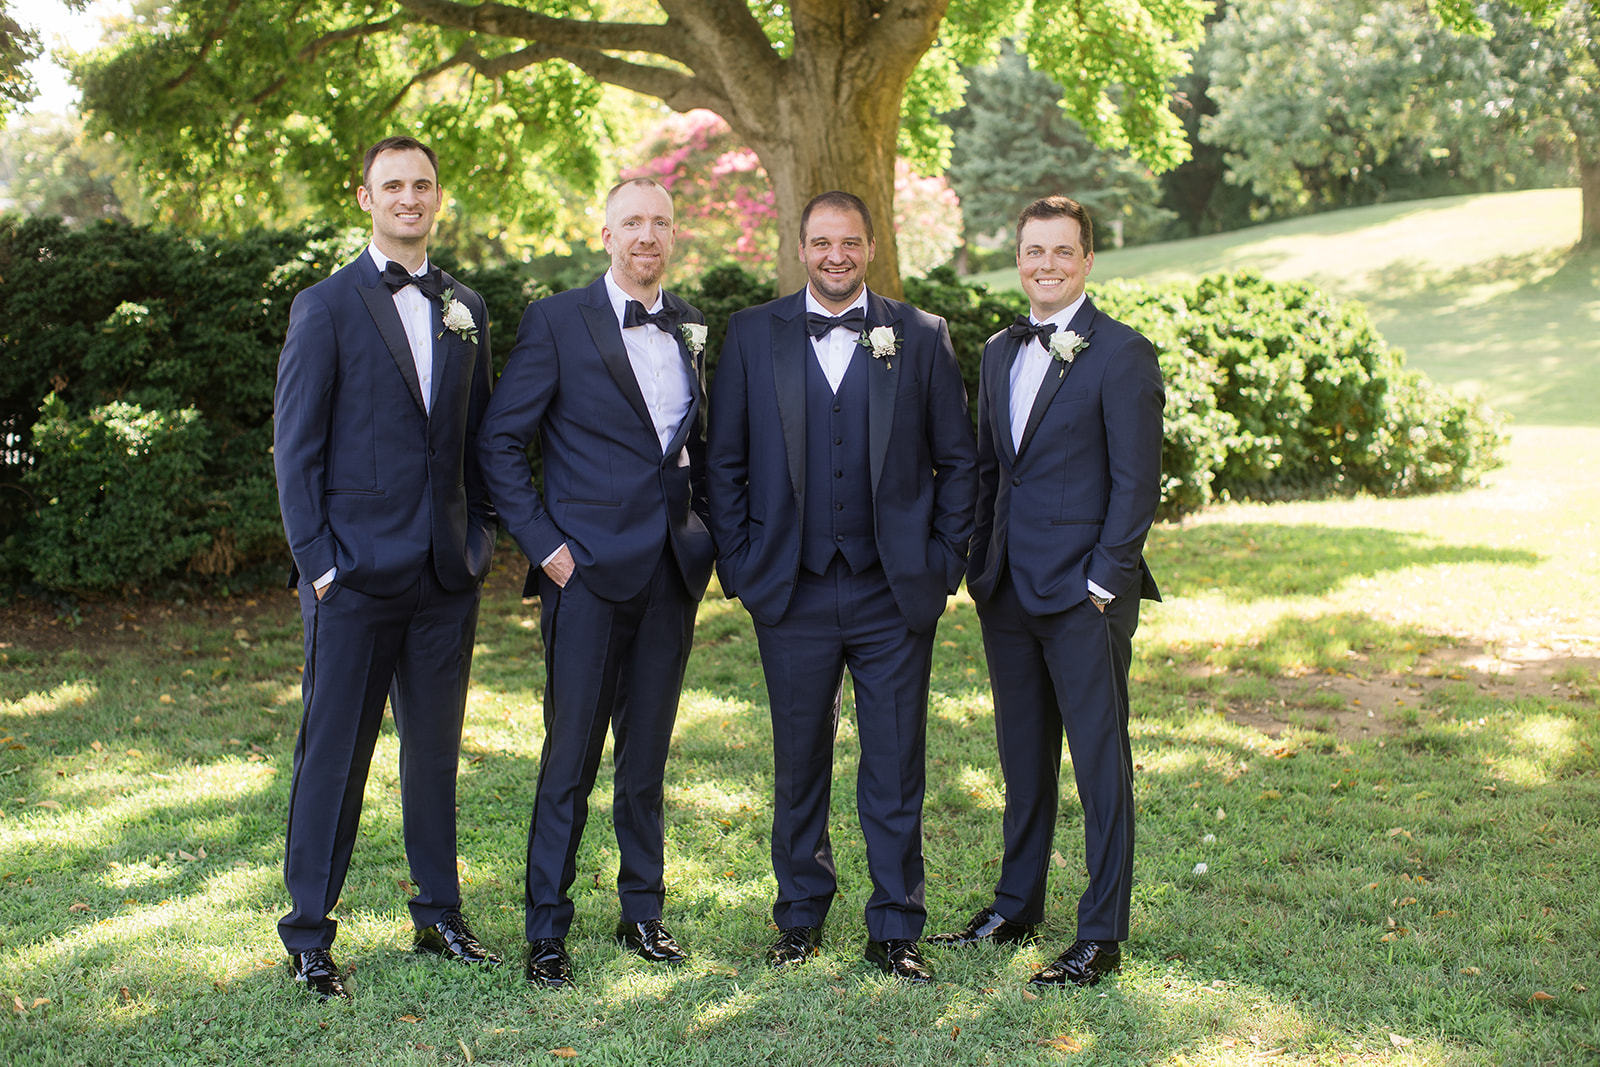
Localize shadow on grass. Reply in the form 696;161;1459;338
1147;522;1539;601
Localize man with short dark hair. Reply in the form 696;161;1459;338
479;177;714;987
928;195;1164;988
274;135;501;1001
707;190;976;983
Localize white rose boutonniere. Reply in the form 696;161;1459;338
858;324;901;369
438;287;480;345
680;322;707;357
1047;329;1089;376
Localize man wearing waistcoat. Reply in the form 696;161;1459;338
478;178;714;987
706;191;977;982
273;136;501;1001
928;195;1164;988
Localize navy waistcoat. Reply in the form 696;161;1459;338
800;345;877;575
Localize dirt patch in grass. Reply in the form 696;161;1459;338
1208;643;1600;740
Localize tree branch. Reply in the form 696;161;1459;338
391;0;696;65
162;0;242;91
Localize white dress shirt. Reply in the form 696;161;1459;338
367;244;435;414
805;288;869;393
604;270;694;453
1006;293;1113;603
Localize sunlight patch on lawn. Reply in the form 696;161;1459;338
1503;714;1577;784
953;766;1003;810
2;678;98;718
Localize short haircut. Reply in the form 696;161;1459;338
361;136;439;189
605;177;672;223
800;190;874;244
1015;196;1094;256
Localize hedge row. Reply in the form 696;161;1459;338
0;218;1504;596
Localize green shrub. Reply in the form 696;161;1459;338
0;219;1504;596
22;394;213;593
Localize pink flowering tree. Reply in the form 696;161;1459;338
628;110;960;281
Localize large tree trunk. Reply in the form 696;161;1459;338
672;1;949;298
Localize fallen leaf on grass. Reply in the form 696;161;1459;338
90;741;103;753
1052;850;1067;869
178;850;198;862
458;1039;473;1063
706;965;739;977
1530;991;1557;1003
31;998;48;1008
35;800;61;810
1461;967;1481;975
68;902;89;913
11;995;24;1014
1033;1036;1082;1052
399;1015;420;1023
1386;828;1412;839
1390;1033;1413;1047
548;1049;578;1058
1021;989;1038;1001
1258;789;1281;800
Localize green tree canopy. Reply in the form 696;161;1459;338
74;0;1210;294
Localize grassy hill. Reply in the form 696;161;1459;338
972;189;1599;426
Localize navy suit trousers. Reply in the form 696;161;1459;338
525;549;697;939
976;567;1140;941
279;568;480;953
754;558;934;941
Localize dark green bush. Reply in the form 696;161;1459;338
0;219;1504;596
23;394;213;591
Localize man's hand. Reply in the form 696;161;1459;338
542;543;576;588
314;585;327;601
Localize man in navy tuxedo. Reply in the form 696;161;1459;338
928;196;1164;988
273;136;501;1001
707;191;976;983
478;178;714;987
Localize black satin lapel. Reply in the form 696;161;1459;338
995;335;1023;466
359;282;427;414
866;314;900;494
771;310;808;499
580;300;654;435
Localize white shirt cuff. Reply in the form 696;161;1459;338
313;567;336;590
540;544;566;568
1087;579;1115;601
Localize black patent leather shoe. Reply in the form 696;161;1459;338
864;939;934;984
1029;939;1121;987
288;948;349;1001
765;926;822;968
524;937;573;987
615;918;687;963
415;911;503;964
926;906;1037;947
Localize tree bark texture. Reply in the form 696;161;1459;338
394;0;950;297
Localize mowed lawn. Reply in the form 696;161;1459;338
3;194;1599;1065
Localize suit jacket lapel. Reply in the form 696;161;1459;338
993;332;1024;467
661;290;703;455
771;291;809;499
357;263;428;415
1016;300;1097;460
864;290;900;493
579;279;656;437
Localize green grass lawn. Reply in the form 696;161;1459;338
973;189;1600;426
5;194;1600;1064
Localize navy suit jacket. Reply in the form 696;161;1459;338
274;253;497;598
707;288;977;634
477;277;714;603
967;296;1164;614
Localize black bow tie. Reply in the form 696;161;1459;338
806;309;866;339
381;261;445;301
623;300;678;332
1007;315;1056;345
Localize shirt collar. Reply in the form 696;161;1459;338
367;244;430;277
804;287;869;319
605;269;663;326
1032;292;1088;330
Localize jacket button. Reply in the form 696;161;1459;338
1012;476;1022;486
833;437;842;445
